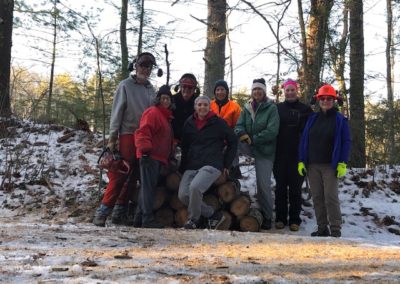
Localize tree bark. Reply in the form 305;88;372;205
46;0;57;121
137;0;145;56
386;0;395;164
327;1;349;117
298;0;334;101
349;0;366;167
0;0;14;117
203;0;227;98
120;0;129;79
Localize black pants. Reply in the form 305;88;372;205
273;157;303;225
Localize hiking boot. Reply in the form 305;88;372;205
275;221;285;229
311;226;330;237
111;204;128;225
261;218;272;230
331;230;341;238
93;204;112;227
142;220;164;229
289;224;300;232
208;210;226;230
131;214;142;227
92;215;107;227
184;219;199;230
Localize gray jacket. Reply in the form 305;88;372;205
109;76;156;138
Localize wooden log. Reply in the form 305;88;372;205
153;186;167;210
217;181;239;203
214;173;226;186
166;172;181;192
155;206;174;227
203;194;220;211
230;194;251;217
169;193;185;210
217;210;233;231
239;208;264;232
174;207;188;227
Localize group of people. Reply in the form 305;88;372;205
93;51;351;237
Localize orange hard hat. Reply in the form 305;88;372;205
317;84;337;99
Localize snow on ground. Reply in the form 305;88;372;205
0;118;400;283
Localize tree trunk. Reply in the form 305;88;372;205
0;0;14;117
349;0;366;167
386;0;395;164
46;0;57;121
137;0;144;55
203;0;227;98
120;0;129;79
327;1;349;117
298;0;334;101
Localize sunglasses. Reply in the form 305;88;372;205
138;62;153;69
319;96;334;102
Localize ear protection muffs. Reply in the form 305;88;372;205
174;74;200;95
127;52;163;77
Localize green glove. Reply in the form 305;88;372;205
336;162;347;178
298;162;306;176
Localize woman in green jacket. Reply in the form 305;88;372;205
235;78;280;230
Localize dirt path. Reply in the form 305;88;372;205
1;222;399;283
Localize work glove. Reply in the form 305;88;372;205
107;137;117;151
140;153;151;167
336;162;347;178
239;134;252;145
298;162;306;177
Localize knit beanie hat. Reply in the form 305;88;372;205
214;80;229;95
251;78;266;94
157;85;172;98
282;78;297;89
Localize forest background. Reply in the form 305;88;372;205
1;0;400;168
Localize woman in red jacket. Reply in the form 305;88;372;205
134;85;174;228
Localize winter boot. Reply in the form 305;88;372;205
289;224;300;232
208;210;226;230
311;226;330;237
261;218;272;230
275;221;285;229
330;228;341;238
184;219;199;230
93;204;113;227
111;204;128;225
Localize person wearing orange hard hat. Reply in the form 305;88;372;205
298;84;351;238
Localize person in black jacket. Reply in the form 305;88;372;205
178;96;238;230
273;79;313;231
171;73;199;143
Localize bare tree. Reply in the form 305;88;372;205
327;1;349;117
120;0;129;79
0;0;14;117
386;0;395;164
297;0;334;101
203;0;227;97
349;0;366;167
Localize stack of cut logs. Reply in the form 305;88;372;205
132;171;264;232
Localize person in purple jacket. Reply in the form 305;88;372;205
298;84;351;238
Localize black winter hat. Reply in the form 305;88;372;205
213;80;229;95
157;85;172;98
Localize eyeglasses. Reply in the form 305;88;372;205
319;96;334;102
